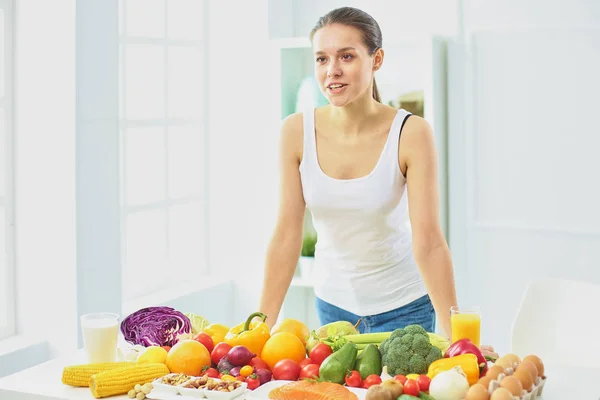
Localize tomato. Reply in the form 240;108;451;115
362;374;382;389
246;374;261;390
236;375;245;382
272;359;301;381
309;343;333;365
193;332;215;353
298;358;314;368
416;374;430;392
161;346;171;352
403;379;420;397
393;374;407;385
299;364;320;380
221;374;236;382
211;342;232;365
249;357;270;371
344;370;362;388
239;365;254;377
202;366;219;378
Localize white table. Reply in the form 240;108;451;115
0;350;598;399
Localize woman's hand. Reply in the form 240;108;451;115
480;344;499;361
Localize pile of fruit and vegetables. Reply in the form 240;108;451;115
61;306;547;400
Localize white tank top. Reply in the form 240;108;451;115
299;108;427;316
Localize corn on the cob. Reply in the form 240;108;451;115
62;362;136;387
90;362;169;399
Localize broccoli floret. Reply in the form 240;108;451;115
403;324;427;336
426;346;443;365
388;328;406;341
408;354;427;374
380;324;443;376
380;337;390;355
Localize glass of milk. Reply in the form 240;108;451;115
81;312;120;363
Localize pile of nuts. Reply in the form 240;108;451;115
182;376;212;389
204;380;242;393
127;383;152;400
160;373;190;386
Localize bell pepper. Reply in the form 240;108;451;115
203;323;230;344
427;353;480;386
444;338;488;376
224;312;271;356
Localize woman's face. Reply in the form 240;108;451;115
312;23;380;107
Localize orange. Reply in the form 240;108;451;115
270;318;311;346
261;332;306;370
165;339;211;375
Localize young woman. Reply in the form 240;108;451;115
258;7;457;337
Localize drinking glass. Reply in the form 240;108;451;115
81;312;120;363
450;305;481;347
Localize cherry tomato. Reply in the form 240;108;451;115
246;374;261;390
202;367;219;378
344;370;362;388
221;374;236;382
403;379;421;397
299;364;320;380
236;375;245;382
249;357;270;371
416;374;431;392
193;332;215;353
393;374;408;385
362;374;382;389
272;359;301;381
211;342;232;365
309;343;333;365
161;346;171;352
239;365;254;377
298;358;314;368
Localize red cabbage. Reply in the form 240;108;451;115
120;306;192;347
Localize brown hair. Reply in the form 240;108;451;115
310;7;382;103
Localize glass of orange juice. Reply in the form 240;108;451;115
450;306;481;347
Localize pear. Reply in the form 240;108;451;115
306;320;361;353
314;320;360;338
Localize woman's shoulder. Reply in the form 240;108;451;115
280;112;305;159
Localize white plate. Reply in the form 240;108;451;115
245;380;367;400
204;381;247;400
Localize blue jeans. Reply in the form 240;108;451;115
315;295;436;333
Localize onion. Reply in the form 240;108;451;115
254;368;273;385
429;366;470;400
217;356;235;374
229;366;241;377
227;345;256;366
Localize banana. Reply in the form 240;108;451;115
427;332;451;354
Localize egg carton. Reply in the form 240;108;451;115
486;371;547;400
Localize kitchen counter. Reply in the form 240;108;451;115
0;350;598;399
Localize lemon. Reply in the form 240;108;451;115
137;346;168;364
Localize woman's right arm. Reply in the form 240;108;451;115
258;113;307;328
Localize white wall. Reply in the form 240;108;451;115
13;0;78;358
269;0;459;39
449;0;600;354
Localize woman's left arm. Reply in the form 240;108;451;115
400;116;457;338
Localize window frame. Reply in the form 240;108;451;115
118;0;210;301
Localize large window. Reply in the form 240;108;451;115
119;0;209;301
0;0;13;340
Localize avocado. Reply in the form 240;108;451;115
354;344;383;379
318;342;358;384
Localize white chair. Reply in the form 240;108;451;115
511;277;600;368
